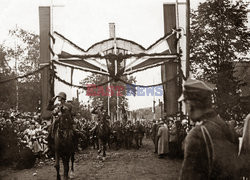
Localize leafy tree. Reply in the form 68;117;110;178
7;27;40;82
81;73;136;120
190;0;250;119
1;27;41;112
0;45;16;109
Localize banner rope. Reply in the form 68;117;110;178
0;64;49;84
54;70;185;89
54;73;114;90
118;73;183;88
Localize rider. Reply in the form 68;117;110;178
47;92;77;154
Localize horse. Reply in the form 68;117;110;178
53;106;76;180
96;118;111;160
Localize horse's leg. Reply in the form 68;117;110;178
71;153;75;172
96;137;99;150
69;153;75;179
103;140;106;158
54;152;61;180
97;138;101;155
108;136;111;149
97;138;102;160
62;155;70;180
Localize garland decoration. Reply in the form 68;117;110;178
54;29;176;54
117;72;183;88
0;64;49;84
53;72;114;90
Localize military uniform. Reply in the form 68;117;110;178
47;98;74;137
113;121;122;150
124;121;133;149
151;121;159;153
134;121;144;149
46;92;76;154
180;110;239;179
179;78;240;180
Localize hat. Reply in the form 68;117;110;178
181;119;188;125
184;78;214;92
159;120;164;124
179;78;215;102
57;92;66;100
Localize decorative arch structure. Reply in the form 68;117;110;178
39;3;188;119
52;30;178;79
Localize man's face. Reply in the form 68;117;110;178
185;100;201;122
58;97;65;104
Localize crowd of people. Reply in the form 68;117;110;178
0;110;50;166
1;78;249;180
150;115;190;159
0;107;246;167
0;107;168;169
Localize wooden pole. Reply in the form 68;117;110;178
162;4;178;116
39;6;52;118
186;0;190;78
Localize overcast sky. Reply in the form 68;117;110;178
0;0;205;110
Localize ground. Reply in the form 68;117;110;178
0;139;182;180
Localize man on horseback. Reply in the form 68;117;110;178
91;104;111;159
47;92;79;179
47;92;78;155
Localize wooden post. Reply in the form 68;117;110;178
162;4;178;116
186;0;190;78
39;6;53;118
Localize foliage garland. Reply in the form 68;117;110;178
0;64;49;84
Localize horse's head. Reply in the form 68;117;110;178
58;105;72;130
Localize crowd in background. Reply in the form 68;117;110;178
0;109;245;169
0;109;152;168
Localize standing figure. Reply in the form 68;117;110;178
134;121;145;149
179;78;240;180
151;120;159;153
157;120;169;158
169;120;178;158
91;105;111;160
124;121;133;149
113;121;122;150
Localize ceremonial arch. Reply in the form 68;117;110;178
39;3;189;120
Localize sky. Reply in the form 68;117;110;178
0;0;205;110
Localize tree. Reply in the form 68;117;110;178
1;27;41;112
190;0;250;119
81;73;136;120
0;45;16;109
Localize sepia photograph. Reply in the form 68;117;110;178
0;0;249;179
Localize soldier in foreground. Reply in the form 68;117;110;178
179;78;240;180
46;92;77;154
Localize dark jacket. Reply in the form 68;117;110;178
180;111;240;180
47;99;74;129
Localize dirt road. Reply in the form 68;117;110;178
0;139;182;180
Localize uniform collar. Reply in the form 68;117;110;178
198;109;218;122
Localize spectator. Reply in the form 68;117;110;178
169;120;178;158
157;120;169;158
